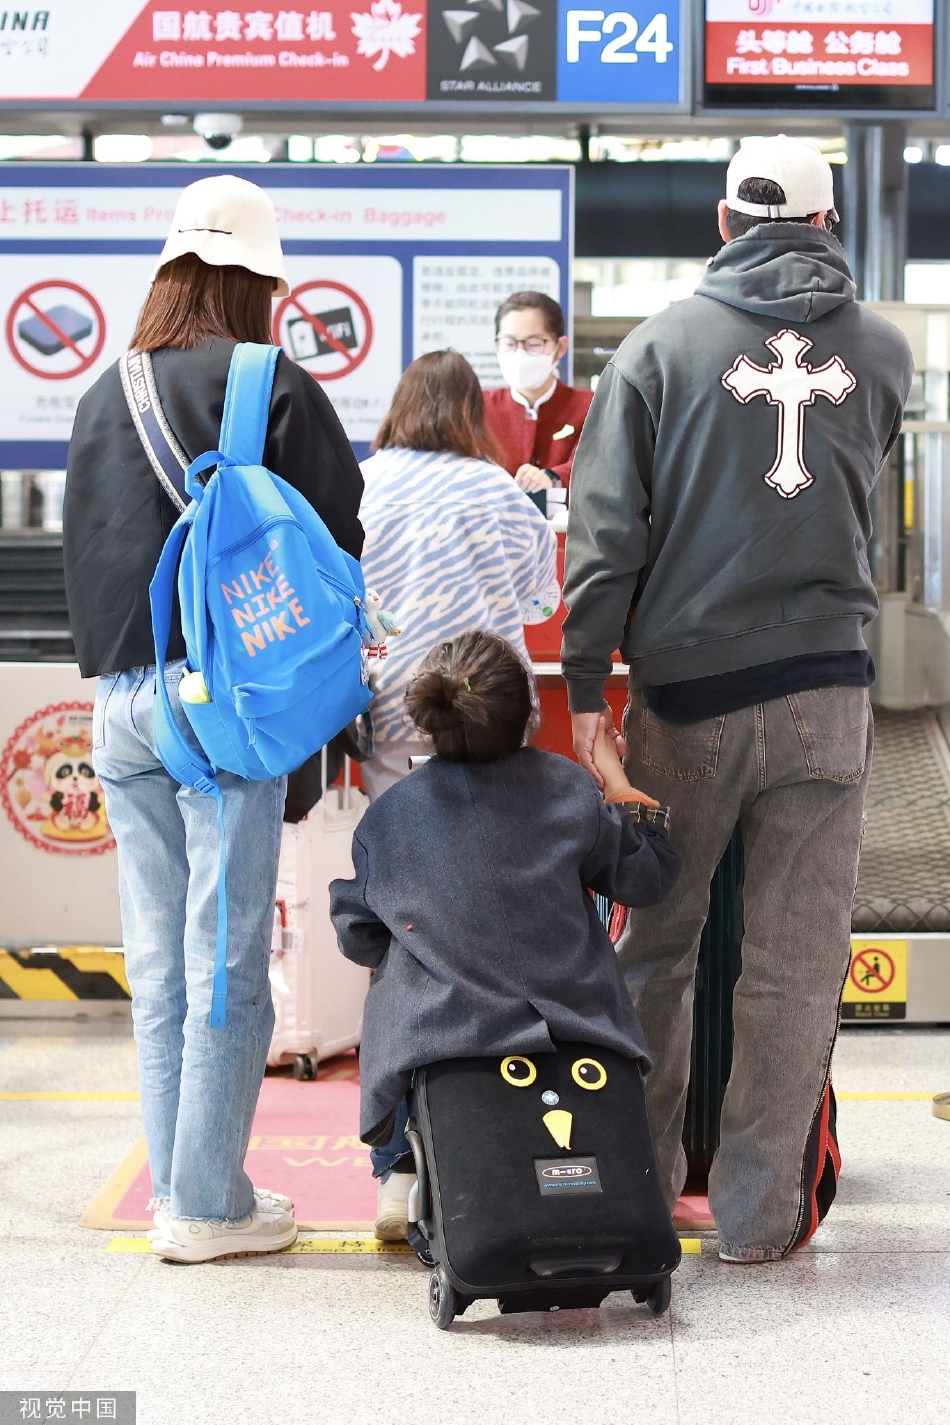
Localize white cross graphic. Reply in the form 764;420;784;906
721;329;857;500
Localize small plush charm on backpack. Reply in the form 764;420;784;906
364;588;403;661
179;669;211;704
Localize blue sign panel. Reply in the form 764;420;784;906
556;1;683;103
0;164;573;468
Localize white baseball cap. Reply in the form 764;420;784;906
726;136;839;225
152;175;290;296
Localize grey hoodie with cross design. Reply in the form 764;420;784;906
561;224;914;714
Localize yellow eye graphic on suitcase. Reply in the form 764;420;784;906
500;1055;537;1087
571;1058;608;1091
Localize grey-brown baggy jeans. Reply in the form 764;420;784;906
619;683;872;1261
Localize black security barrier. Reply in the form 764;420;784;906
0;533;73;662
574;160;950;264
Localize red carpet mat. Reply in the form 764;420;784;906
83;1056;376;1231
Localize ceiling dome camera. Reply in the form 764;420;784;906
193;113;243;151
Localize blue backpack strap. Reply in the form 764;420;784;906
149;518;216;791
149;512;231;1031
218;343;280;467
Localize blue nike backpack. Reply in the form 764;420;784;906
122;342;371;1028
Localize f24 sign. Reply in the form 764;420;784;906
557;1;682;103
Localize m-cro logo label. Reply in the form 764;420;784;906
542;1165;594;1179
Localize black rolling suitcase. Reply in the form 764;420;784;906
599;828;745;1182
683;827;744;1178
405;1043;681;1330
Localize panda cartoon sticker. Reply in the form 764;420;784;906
1;702;115;856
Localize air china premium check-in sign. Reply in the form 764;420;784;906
704;0;935;111
0;1;686;107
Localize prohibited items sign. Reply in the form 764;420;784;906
273;280;373;382
841;939;908;1021
6;279;106;381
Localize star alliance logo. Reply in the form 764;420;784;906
440;0;541;73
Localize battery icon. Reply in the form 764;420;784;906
18;303;94;357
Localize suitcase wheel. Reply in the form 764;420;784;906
292;1054;317;1081
428;1265;460;1330
632;1277;672;1317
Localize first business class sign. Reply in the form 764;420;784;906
0;1;685;105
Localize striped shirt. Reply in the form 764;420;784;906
359;447;561;742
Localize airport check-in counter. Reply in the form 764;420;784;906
6;302;950;1022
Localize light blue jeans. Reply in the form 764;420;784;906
92;662;286;1223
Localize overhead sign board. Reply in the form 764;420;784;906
0;1;687;108
0;163;572;466
704;0;936;112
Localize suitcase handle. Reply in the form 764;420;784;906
320;744;355;814
528;1252;624;1278
405;1119;432;1238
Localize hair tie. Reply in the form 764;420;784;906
463;678;472;692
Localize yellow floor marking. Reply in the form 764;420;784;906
81;1135;150;1231
0;1091;141;1101
0;949;77;1000
107;1237;410;1256
836;1092;936;1101
107;1234;705;1256
287;1238;415;1255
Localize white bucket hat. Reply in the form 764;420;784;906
152;175;290;297
727;136;840;225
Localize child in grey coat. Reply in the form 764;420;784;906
329;629;680;1242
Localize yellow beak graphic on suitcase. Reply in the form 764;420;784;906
542;1109;573;1150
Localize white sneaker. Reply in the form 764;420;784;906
150;1203;297;1262
375;1173;416;1242
149;1187;293;1240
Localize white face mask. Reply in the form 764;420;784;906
497;347;558;394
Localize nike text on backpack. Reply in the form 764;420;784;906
120;342;371;1028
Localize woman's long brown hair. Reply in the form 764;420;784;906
131;252;275;352
372;349;506;465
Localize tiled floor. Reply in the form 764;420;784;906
1;1016;949;1425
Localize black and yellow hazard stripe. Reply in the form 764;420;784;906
0;948;130;1002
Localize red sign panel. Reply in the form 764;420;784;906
82;1;427;103
706;23;934;88
704;2;934;104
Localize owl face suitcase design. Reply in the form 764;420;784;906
406;1043;681;1329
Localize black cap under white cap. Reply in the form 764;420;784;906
726;135;840;226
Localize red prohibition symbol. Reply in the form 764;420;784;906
849;948;896;995
273;280;373;382
6;279;107;381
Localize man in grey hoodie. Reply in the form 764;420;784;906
562;136;913;1263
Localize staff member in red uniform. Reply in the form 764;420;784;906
484;291;593;494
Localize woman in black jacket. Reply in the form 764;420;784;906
63;175;364;1264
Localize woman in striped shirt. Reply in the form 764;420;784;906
359;349;560;804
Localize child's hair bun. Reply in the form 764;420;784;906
406;669;491;738
405;630;533;764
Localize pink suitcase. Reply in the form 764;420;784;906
268;757;370;1079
